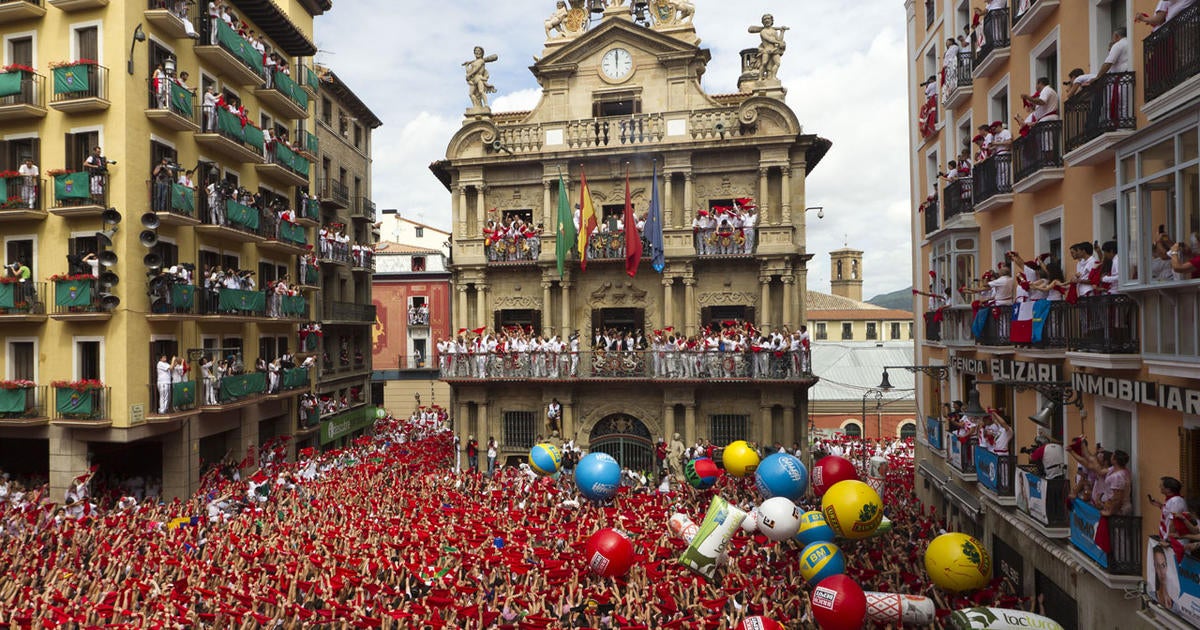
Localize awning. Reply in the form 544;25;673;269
917;460;948;490
229;0;317;56
944;481;983;521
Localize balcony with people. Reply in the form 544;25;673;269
922;311;941;342
295;128;319;160
145;73;199;132
1141;3;1200;117
1063;70;1137;165
296;192;320;226
484;214;542;264
145;265;197;320
1064;440;1143;584
49;272;113;321
0;277;45;322
48;60;108;113
972;6;1011;78
196;266;268;320
942;173;973;224
253;61;309;120
196;7;272;86
318;223;354;265
49;161;109;218
0;64;47;119
0;165;45;221
408;303;430;327
145;0;200;40
196;100;266;164
921;194;939;236
50;381;110;426
196;179;271;243
147;356;197;420
350;244;374;272
1012;92;1065;193
1010;0;1059;36
148;162;199;226
972;411;1017;505
971;129;1013;212
0;0;45;23
0;382;47;426
256;131;310;188
946;433;977;481
1014;453;1071;537
944;49;974;109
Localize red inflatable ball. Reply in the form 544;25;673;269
737;616;783;630
584;527;635;578
810;574;867;630
811;455;859;497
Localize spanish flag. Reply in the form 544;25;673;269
577;167;597;272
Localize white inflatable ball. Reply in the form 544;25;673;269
741;507;760;533
756;497;802;542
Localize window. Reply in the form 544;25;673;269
496;308;542;333
150;338;178;386
76;340;101;380
1094;0;1128;69
7;36;33;67
353;123;362;149
841;322;853;340
592;91;641;117
150;140;176;168
594;307;642;337
1036;211;1063;265
7;341;35;380
152;240;179;269
1181;426;1200;514
338;167;347;186
815;322;828;340
65;131;99;172
338;112;348;137
908;322;914;338
5;238;34;279
842;421;863;438
992;230;1013;271
989;82;1009;130
709;414;748;447
900;422;918;439
415;226;424;238
866;322;878;340
412;256;426;272
74;26;98;62
890;322;902;340
1032;35;1059;91
930;236;978;306
0;137;41;173
1098;404;1135;473
702;305;753;328
321;97;332;125
503;411;537;449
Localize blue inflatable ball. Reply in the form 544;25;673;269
685;457;721;489
798;541;845;586
529;443;562;476
795;510;837;546
754;453;809;501
575;452;622;502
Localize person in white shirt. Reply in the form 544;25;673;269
1023;77;1060;123
156;355;174;413
989;261;1016;306
1072;241;1100;297
1099;241;1120;291
942;38;960;88
981;409;1012;455
202;87;218;131
1136;0;1198;30
18;158;38;209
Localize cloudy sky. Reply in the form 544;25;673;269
315;0;912;299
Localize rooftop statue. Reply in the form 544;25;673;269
463;46;499;110
749;13;788;81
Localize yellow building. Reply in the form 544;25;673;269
0;0;350;500
806;248;914;342
433;5;829;468
907;1;1200;628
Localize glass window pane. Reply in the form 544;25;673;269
1122;190;1141;283
1140;137;1176;178
1159;292;1177;354
1183;130;1199;164
1142;175;1174;283
1184;165;1200;254
1120;154;1137;184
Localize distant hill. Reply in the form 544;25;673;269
867;286;914;311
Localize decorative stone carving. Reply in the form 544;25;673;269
748;14;788;81
493;295;543;309
545;1;570;39
649;0;694;26
697;291;758;307
694;176;754;203
587;280;649;305
463;46;499;110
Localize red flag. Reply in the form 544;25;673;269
624;166;642;277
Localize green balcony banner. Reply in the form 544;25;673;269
217;288;265;312
54;172;90;200
243;124;264;151
215;19;263;74
320;406;377;445
281;295;306;316
305;198;319;220
55;388;95;416
281;367;309;389
273;143;295;171
303;65;319;92
172;381;195;407
306;132;319;156
304;334;318;351
171;284;195;309
304;266;318;285
279;221;306;245
0;71;22;98
171;184;195;215
218;372;267;401
274;71;308;110
225;199;260;229
0;177;7;202
52;64;90;94
0;387;27;414
0;283;13;309
169;82;193;116
54;279;92;307
215;107;245;141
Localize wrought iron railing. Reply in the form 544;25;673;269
694;227;756;256
1066;293;1139;353
923;199;939;235
972;152;1012;203
1011;0;1044;28
947;435;977;474
1012;120;1063;183
923;311;941;342
197;287;268;316
146;78;197;123
976;305;1011;345
439;349;812;381
324;301;376;323
1064;72;1136;153
1144;4;1200;103
52;386;109;422
50;64;107;104
319;178;349;206
0;71;45;109
939;307;974;344
352;197;376;222
1;175;42;211
198;197;271;239
0;281;45;315
148;381;197;416
0;385;46;420
319;239;352;265
943;178;973;220
975;9;1011;67
53;172;106;208
148;179;196;218
952;51;973;88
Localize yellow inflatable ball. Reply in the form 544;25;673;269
820;480;883;539
924;532;992;593
722;440;761;478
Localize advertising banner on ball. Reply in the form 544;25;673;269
678;496;746;584
1146;537;1200;628
948;607;1065;630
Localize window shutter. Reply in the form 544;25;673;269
745;306;757;328
0;141;11;172
700;307;711;330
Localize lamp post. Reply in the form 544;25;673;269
805;206;825;219
860;371;893;470
128;23;146;76
883;365;950;448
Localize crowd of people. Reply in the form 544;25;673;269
436;320;812;380
692;200;758;256
318;224;374;267
483;216;543;262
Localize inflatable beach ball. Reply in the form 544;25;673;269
584;528;635;578
756;496;802;542
575;452;622;502
799;541;845;586
925;532;991;593
754;452;809;501
528;443;562;476
737;616;783;630
796;511;836;546
820;480;883;539
685;457;721;489
811;574;867;630
722;440;760;477
811;455;859;497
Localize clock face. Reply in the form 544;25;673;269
601;48;633;80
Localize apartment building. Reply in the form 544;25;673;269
906;1;1200;628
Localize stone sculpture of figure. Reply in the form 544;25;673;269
545;1;569;39
463;46;499;109
669;0;694;23
749;14;788;80
667;432;685;480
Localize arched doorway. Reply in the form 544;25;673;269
589;413;653;472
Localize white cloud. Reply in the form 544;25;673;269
317;0;913;298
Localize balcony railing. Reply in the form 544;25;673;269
295;128;319;157
974;445;1015;497
947;435;976;475
1029;300;1070;349
148;179;196;219
201;18;265;81
202;106;266;156
923;199;939;235
975;9;1011;67
0;385;46;421
319;178;349;207
942;178;973;221
408;311;430;326
52;385;109;422
278;367;311;393
267;142;310;180
1012;120;1063;184
566;113;665;149
1016;464;1069;528
199;287;267;317
199;197;271;240
0;71;46;110
264;69;309;114
324;301;376;323
215;372;267;404
1063;73;1136;153
146;78;197;122
1066;294;1139;354
0;281;45;316
148;381;197;416
351;249;374;271
148;277;196;315
268;293;308;319
976;306;1011;346
1144;4;1200;103
972;153;1012;204
950;51;973;89
51;277;106;314
1;175;42;211
694;227;755;256
399;354;431;370
486;234;540;263
925;415;944;451
49;63;107;105
939;307;974;345
923;311;941;342
351;196;376;221
319;239;352;265
299;407;320;430
298;63;320;95
439;349;813;381
52;172;105;209
590;229;654;260
1069;498;1142;575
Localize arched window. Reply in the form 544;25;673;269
841;421;862;438
899;421;917;439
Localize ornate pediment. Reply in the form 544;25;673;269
587;280;649;305
494;295;543;309
697;291;757;306
535;16;703;70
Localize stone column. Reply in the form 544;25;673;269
459;185;471;233
760;405;773;448
543;180;553;232
563;400;576;443
783;405;796;449
541;280;554;335
161;423;200;501
780;166;792;223
758;167;769;217
759;275;772;330
456;285;469;332
684;403;697;446
477;400;489;470
683;278;696;335
662;277;674;329
662;403;675;442
457;402;471;470
560;281;572;339
781;276;794;329
475;184;488;229
475;283;488;328
682;172;694;229
452;186;463;234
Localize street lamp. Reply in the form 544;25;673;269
805;206;825;219
860;371;893;469
976;378;1084;441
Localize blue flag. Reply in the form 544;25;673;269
646;161;665;273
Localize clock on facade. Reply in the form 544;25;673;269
600;48;633;80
